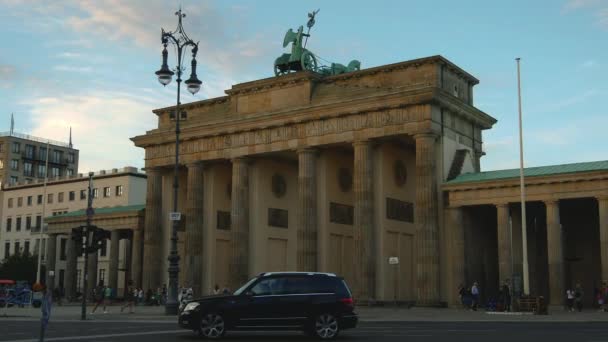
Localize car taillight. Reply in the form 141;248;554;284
340;298;354;307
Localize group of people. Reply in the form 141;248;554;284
458;280;511;312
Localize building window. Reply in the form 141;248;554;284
69;191;75;201
6;218;12;232
80;190;86;200
26;216;31;230
58;192;64;203
35;216;41;230
100;239;107;257
14;241;20;254
38;164;46;177
16;217;21;232
10;159;18;170
17;197;23;207
24;240;30;255
103;187;110;197
115;185;123;196
4;242;10;259
60;238;67;261
37;194;43;204
68;152;75;163
24;162;33;176
8;198;13;208
99;269;106;283
52;150;62;163
51;167;60;177
10;176;18;185
25;145;35;159
12;142;20;153
93;188;99;198
27;196;32;206
67;169;74;176
39;147;47;161
48;193;53;204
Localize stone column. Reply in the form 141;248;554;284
87;250;98;292
414;133;440;305
353;140;375;302
597;197;608;283
46;234;58;290
446;206;465;305
64;237;78;301
229;158;249;289
108;229;120;292
496;203;512;286
142;167;162;291
123;237;131;296
297;148;318;272
184;161;204;296
545;200;564;306
511;206;523;295
131;229;143;288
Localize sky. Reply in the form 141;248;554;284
0;0;606;173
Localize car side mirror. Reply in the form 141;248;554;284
245;291;254;297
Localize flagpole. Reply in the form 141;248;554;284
35;141;51;284
516;57;530;296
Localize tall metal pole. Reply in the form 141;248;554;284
516;57;530;296
81;172;94;320
35;142;50;284
166;45;183;316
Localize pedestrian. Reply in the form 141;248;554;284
102;286;112;313
566;288;575;312
213;284;221;295
501;280;511;312
574;283;584;312
138;288;144;305
458;284;466;309
470;282;480;311
222;285;230;295
121;281;135;314
90;283;105;314
161;284;167;305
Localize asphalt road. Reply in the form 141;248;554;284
0;320;606;342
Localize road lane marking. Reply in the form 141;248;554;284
2;329;186;342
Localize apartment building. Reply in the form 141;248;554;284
0;166;146;292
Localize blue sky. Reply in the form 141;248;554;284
0;0;606;172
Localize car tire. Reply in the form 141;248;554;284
198;312;226;340
312;313;340;340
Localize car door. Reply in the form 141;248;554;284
234;277;283;328
275;276;315;327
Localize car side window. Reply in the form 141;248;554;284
250;278;282;296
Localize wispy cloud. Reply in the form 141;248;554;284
563;0;608;28
579;59;597;68
0;65;16;80
53;65;94;73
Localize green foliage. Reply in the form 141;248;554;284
0;252;44;284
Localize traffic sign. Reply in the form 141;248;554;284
169;212;181;221
388;257;399;265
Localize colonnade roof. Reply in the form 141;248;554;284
446;160;608;185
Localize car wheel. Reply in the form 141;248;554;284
314;313;339;340
199;313;226;339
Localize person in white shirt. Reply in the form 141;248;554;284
566;289;575;312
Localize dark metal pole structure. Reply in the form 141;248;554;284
155;8;202;315
81;172;94;320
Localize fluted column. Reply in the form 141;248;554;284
353;140;375;302
142;167;162;291
496;203;512;285
64;237;77;301
229;158;249;289
414;133;440;305
46;234;58;290
297;149;318;272
545;199;563;306
184;161;205;296
597;197;608;284
108;229;120;292
446;206;465;305
131;229;143;287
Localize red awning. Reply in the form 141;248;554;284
0;279;15;285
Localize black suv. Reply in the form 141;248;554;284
178;272;357;339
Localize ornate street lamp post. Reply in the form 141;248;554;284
155;8;202;315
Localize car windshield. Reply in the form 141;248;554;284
233;277;259;295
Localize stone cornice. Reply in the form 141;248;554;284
225;71;321;96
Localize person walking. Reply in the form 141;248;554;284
574;283;584;312
458;284;467;309
121;282;135;314
90;283;105;314
471;282;480;311
102;286;112;313
566;288;575;312
501;280;511;312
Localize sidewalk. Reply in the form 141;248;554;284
2;304;608;322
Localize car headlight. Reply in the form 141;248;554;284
183;302;200;312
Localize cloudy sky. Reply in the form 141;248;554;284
0;0;606;172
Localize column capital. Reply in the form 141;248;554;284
231;156;249;164
494;202;509;209
296;147;319;155
413;132;439;141
143;166;162;173
186;160;204;168
352;139;372;147
543;199;560;206
596;195;608;202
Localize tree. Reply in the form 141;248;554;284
0;252;44;285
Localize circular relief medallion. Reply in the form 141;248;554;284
394;160;407;187
271;173;287;198
338;167;353;192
